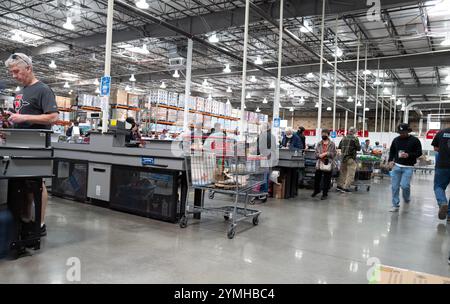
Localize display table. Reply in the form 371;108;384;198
275;149;305;199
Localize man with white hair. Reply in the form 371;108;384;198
337;127;361;192
281;127;302;150
4;53;59;237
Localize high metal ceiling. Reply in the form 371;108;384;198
0;0;449;117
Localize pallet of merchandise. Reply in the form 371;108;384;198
218;102;225;116
232;108;240;119
203;115;211;129
204;98;212;113
195;113;203;124
156;107;168;121
225;103;232;117
168;92;178;107
157;90;168;105
196;97;205;112
211;100;219;114
176;110;184;125
178;94;185;108
167;109;177;122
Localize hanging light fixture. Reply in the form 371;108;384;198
246;92;251;99
362;70;372;75
160;81;167;89
356;101;362;107
444;75;450;83
289;107;294;112
69;90;73;95
125;85;131;91
129;74;136;82
337;89;344;96
326;107;332;111
95;87;100;94
383;87;390;94
173;70;180;78
347;96;354;102
256;107;261;113
306;72;314;79
250;75;257;83
446;85;450;91
299;96;305;102
49;60;57;69
254;56;263;65
314;102;319;108
226;86;232;93
263;97;268;104
300;20;313;33
223;64;231;73
202;79;209;87
94;78;99;86
63;16;75;30
243;104;247;109
323;81;330;88
208;94;213;101
208;33;219;43
396;99;402;105
135;0;149;9
141;44;150;54
64;82;70;88
269;81;276;89
15;86;21;92
364;107;370;111
390;95;396;100
373;79;381;86
334;47;343;58
226;99;231;105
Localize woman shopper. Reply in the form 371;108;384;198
312;129;337;200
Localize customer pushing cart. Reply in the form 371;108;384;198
353;155;380;191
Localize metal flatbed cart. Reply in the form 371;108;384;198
180;145;265;239
0;129;53;258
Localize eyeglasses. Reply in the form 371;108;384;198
9;53;31;66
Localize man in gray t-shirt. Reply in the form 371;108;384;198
4;53;59;236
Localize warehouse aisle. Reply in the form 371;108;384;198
0;174;449;283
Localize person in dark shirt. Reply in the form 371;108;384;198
431;128;450;221
4;53;59;236
297;126;306;150
281;128;302;150
388;123;422;212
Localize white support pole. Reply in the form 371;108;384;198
354;32;360;128
101;0;114;133
183;39;193;133
344;110;348;135
374;60;380;133
389;99;392;133
316;0;326;135
239;0;251;139
362;42;368;136
273;0;284;145
392;85;397;131
332;15;338;132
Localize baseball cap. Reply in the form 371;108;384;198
397;123;412;133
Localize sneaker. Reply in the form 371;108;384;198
40;224;47;237
343;188;352;193
336;186;345;193
438;205;448;220
404;200;411;204
390;207;400;212
311;192;320;198
321;195;328;200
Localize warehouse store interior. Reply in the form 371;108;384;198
0;0;450;284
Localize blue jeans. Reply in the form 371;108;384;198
434;168;450;215
391;165;413;207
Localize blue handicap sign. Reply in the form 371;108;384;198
100;76;111;97
142;157;155;166
331;131;337;138
273;117;280;128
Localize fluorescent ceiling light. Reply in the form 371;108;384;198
15;86;21;92
160;82;166;89
263;97;268;104
63;17;75;30
173;70;180;78
135;0;149;9
256;107;261;113
254;56;263;65
250;75;257;83
64;82;70;88
226;86;232;93
208;33;219;43
10;29;42;43
364;107;370;111
306;72;314;79
347;96;354;102
223;64;231;73
129;74;136;82
326;107;332;111
428;0;450;17
363;70;372;75
337;89;344;96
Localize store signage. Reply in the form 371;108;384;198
142;157;155;166
330;131;337;139
357;130;369;138
426;130;439;140
273;117;280;128
304;129;316;136
100;76;111;97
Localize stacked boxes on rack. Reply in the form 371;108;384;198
149;90;168;105
196;97;205;112
168;92;178;107
167;109;177;122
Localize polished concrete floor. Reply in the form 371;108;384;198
1;173;449;283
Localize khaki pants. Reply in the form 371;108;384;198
338;158;357;189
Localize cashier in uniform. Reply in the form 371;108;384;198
4;53;59;236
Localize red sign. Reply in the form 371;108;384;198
304;129;316;136
356;130;369;138
426;130;439;140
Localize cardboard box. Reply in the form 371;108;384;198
273;182;283;199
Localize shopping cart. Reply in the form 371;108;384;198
180;146;266;239
353;155;380;191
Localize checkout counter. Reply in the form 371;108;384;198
275;148;305;199
51;125;187;223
